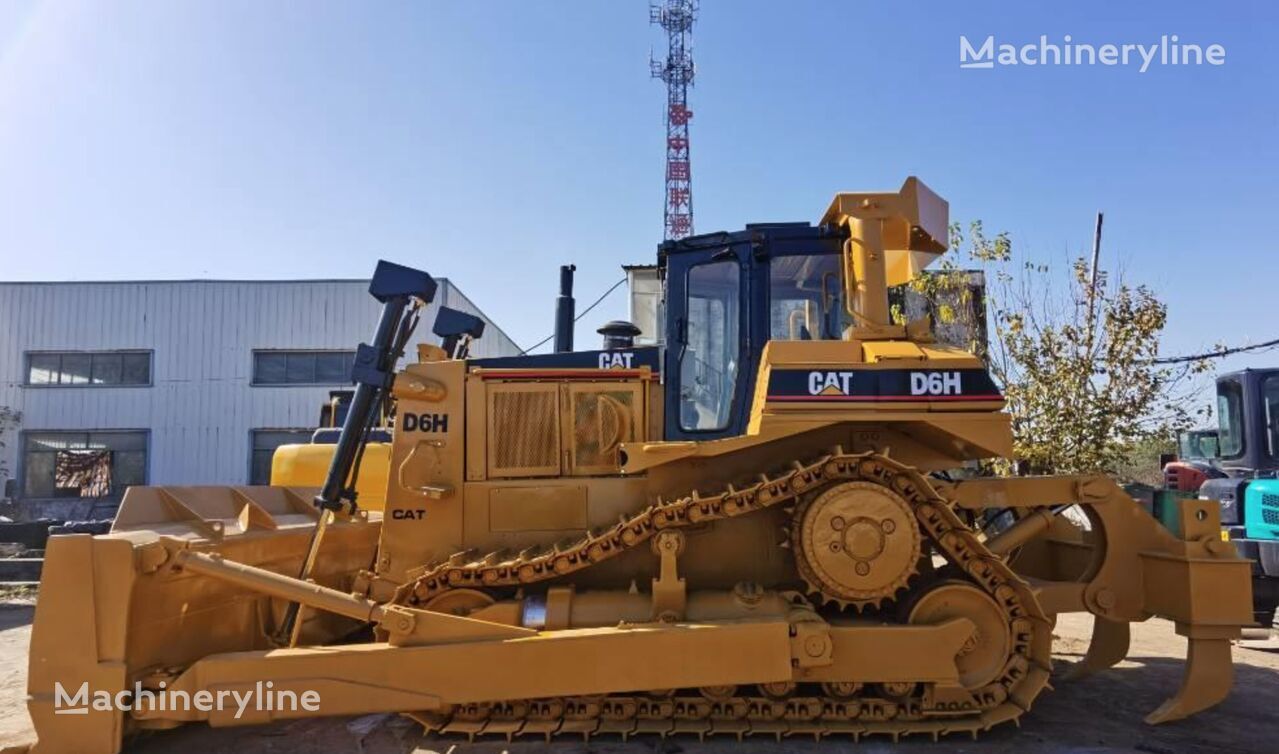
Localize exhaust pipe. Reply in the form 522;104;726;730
554;264;576;353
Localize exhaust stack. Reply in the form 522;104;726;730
554;264;576;353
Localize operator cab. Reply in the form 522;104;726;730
1205;368;1279;628
1205;368;1279;529
1214;368;1279;474
660;222;848;440
472;180;959;444
470;221;853;442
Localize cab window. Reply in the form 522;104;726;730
679;260;740;431
1264;375;1279;458
1217;381;1245;459
769;253;845;340
1178;431;1219;461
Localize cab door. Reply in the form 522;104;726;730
663;243;755;440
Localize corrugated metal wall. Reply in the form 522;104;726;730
0;278;518;491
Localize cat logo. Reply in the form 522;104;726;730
599;351;635;369
808;371;856;396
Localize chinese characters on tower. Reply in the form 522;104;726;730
651;2;697;240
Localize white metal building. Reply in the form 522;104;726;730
0;278;518;520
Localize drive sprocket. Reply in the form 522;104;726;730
394;451;1055;741
791;480;921;610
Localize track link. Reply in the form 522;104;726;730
392;452;1054;740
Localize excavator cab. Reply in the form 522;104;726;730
1199;368;1279;630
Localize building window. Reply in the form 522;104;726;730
249;429;313;485
25;351;151;386
252;351;355;386
22;431;148;499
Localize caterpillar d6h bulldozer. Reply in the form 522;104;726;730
26;178;1254;753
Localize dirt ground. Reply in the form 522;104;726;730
2;604;1277;754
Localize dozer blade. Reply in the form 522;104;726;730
25;485;381;754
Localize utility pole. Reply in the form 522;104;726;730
1086;211;1104;355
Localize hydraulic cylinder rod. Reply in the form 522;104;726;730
177;549;385;624
280;260;436;644
315;301;404;511
844;214;889;329
986;507;1062;556
316;260;437;514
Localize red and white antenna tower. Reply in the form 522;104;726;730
650;0;696;240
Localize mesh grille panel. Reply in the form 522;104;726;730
1259;493;1279;527
572;390;635;469
492;390;558;472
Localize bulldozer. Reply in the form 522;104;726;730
25;178;1254;753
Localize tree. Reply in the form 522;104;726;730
901;222;1207;476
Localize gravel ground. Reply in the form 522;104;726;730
2;604;1277;754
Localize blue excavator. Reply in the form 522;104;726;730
1196;369;1279;630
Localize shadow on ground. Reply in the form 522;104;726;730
121;652;1277;754
0;607;33;633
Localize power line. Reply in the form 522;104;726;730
519;277;629;355
511;278;1275;361
1153;337;1279;365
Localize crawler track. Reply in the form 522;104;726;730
394;452;1054;740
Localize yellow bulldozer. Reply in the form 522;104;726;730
25;178;1253;752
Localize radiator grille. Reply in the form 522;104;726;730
1264;493;1279;523
490;389;559;475
1259;493;1279;529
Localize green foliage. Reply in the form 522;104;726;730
939;221;1207;475
1112;435;1179;487
891;222;1010;358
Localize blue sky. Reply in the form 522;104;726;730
0;1;1275;386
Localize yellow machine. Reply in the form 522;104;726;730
270;443;388;510
26;178;1253;752
269;391;391;511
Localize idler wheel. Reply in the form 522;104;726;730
907;581;1012;690
423;588;495;616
